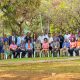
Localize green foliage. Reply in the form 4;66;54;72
0;0;41;35
0;0;80;35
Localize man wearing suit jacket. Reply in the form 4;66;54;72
9;32;17;45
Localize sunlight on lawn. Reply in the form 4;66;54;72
0;57;80;80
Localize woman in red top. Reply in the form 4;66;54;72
42;38;49;56
68;38;76;56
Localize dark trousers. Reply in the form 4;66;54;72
16;49;26;58
68;48;75;56
27;50;33;58
10;49;16;58
74;48;80;56
49;46;52;54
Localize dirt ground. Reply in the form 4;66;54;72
0;71;80;80
43;73;80;80
0;71;50;80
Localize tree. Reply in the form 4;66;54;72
0;0;80;35
0;0;41;34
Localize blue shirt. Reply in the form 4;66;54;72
17;37;21;46
3;37;8;42
25;43;33;49
62;42;70;48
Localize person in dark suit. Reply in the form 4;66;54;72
25;32;32;43
9;32;17;45
58;33;64;48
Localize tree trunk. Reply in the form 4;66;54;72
39;13;43;33
48;19;50;33
3;28;4;37
19;25;23;35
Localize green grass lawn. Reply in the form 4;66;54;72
0;56;80;73
0;56;80;63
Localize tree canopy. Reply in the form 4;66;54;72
0;0;80;35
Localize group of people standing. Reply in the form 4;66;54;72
0;31;80;59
